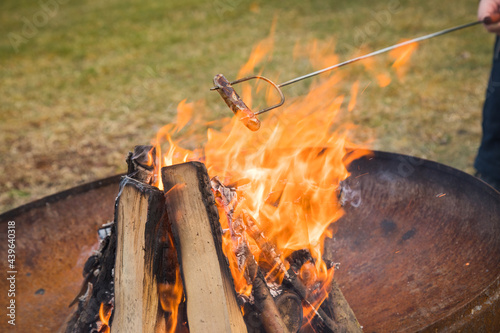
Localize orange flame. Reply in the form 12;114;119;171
158;267;184;333
98;303;112;333
348;80;360;112
376;73;391;87
175;99;193;132
356;41;418;88
237;16;276;78
147;26;419;327
150;100;205;190
307;39;340;76
157;233;185;333
390;41;418;80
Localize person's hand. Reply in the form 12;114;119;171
478;0;500;34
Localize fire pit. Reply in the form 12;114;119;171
0;150;499;332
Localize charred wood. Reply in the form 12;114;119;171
284;250;362;333
126;145;157;185
274;291;303;333
253;270;290;333
242;211;288;278
236;239;289;333
64;225;116;333
319;280;363;333
283;267;341;333
211;177;288;279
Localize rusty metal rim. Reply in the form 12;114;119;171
0;174;125;221
348;150;500;198
421;275;500;332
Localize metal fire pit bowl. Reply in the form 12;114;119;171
0;151;499;332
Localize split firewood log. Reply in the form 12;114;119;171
111;177;167;333
162;162;247;333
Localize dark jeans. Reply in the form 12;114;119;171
474;36;500;183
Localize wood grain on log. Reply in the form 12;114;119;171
161;162;247;333
253;270;291;333
112;177;166;333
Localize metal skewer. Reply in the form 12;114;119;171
212;16;499;131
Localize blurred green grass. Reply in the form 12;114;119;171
0;0;493;212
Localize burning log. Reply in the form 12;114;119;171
211;177;362;333
161;162;247;333
211;177;287;279
64;166;181;333
282;266;341;332
111;177;168;332
63;146;163;333
63;221;116;333
285;251;362;333
211;177;294;332
66;147;362;333
242;211;288;278
274;291;303;333
236;235;290;333
126;145;157;185
320;280;362;333
243;294;303;333
252;270;290;333
116;147;187;332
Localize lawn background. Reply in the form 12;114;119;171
0;0;493;213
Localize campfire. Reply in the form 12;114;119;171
65;147;365;333
64;129;367;332
60;28;423;333
2;11;500;333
